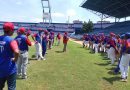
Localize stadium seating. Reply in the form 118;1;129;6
89;21;130;35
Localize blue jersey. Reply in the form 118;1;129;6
94;38;99;44
35;32;42;43
103;37;107;44
15;35;28;51
126;39;130;54
85;37;89;41
42;35;47;48
90;37;94;41
0;35;16;78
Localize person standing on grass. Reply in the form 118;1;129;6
48;32;53;49
93;35;99;53
42;30;49;60
119;33;130;82
56;32;61;46
84;34;89;48
32;28;44;60
51;32;55;46
0;22;19;90
107;32;118;65
63;32;69;52
114;34;125;74
15;27;32;79
82;34;86;48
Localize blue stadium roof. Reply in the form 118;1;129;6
81;0;130;18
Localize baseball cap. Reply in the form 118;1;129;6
110;32;115;36
18;27;26;33
125;33;130;39
3;22;14;32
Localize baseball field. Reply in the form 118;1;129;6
4;39;130;90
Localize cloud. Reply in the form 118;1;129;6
67;9;76;17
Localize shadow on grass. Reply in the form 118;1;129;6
100;53;107;56
94;63;110;66
16;78;23;80
103;76;121;85
55;51;63;53
78;47;83;48
107;70;121;75
106;67;116;70
89;51;95;54
107;70;116;75
29;58;36;60
31;55;36;58
102;58;110;60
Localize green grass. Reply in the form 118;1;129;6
4;40;130;90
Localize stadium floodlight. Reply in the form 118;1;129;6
41;0;52;26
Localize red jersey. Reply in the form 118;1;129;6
63;35;69;44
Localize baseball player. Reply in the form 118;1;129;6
82;34;86;48
119;33;130;82
15;27;32;79
48;32;53;49
63;32;69;52
56;33;61;46
32;28;44;60
0;22;19;90
107;33;118;65
42;30;49;59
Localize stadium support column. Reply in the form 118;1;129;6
41;0;52;25
125;17;126;21
115;18;117;23
101;14;103;30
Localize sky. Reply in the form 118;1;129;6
0;0;121;23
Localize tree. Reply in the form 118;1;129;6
87;20;93;32
81;21;88;33
81;20;93;34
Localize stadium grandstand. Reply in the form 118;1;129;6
0;20;113;34
81;0;130;34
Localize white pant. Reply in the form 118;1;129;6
93;43;99;53
17;51;28;77
85;41;89;47
108;47;116;64
100;44;105;52
35;42;43;59
120;54;130;78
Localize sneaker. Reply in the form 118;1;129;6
124;77;128;82
22;75;27;79
121;78;125;82
124;79;127;82
17;74;22;78
43;58;46;60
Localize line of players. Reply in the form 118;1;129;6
0;22;69;90
82;32;130;82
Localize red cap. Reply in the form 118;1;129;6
110;32;115;36
64;32;68;35
3;22;14;32
18;27;26;33
44;30;48;35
